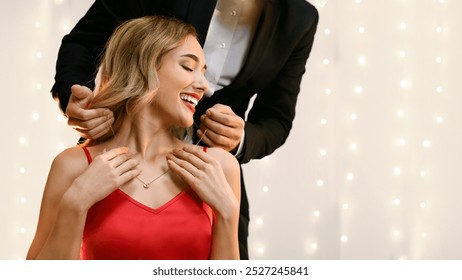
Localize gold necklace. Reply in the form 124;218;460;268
136;168;170;189
110;125;207;189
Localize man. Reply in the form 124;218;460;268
51;0;318;259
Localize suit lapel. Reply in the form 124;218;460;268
186;0;217;45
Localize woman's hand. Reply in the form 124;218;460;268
64;147;140;212
167;146;239;218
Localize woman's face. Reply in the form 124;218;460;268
154;35;208;128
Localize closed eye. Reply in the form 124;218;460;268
181;65;193;72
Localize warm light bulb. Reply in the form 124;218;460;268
257;247;265;254
316;179;324;187
354;85;363;94
393;167;401;176
320;149;327;156
262;186;269;192
394;198;401;206
346;173;354;181
324;28;331;35
397;138;406;146
341;235;348;243
396;109;405;118
323;58;330;65
342;203;349;210
31;112;40;121
314;211;321;217
324;88;332;95
435;115;444;124
400;80;411;89
358;26;365;34
422;139;431;148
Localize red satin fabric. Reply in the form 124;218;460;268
79;147;213;260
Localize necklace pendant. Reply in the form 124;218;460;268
143;183;149;189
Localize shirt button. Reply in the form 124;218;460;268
219;42;226;49
230;10;237;16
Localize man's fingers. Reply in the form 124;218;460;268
68;108;112;130
70;85;93;103
203;109;238;128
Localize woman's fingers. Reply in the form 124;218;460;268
170;146;209;172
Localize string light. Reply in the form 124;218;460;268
346;173;354;181
422;139;431;149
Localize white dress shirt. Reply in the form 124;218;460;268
202;0;263;156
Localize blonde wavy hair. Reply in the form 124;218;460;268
86;16;198;145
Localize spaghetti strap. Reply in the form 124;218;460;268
81;146;93;165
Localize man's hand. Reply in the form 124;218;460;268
66;85;114;140
198;104;245;152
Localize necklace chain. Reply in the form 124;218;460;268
109;125;206;189
136;169;170;189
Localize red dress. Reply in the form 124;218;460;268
80;147;214;260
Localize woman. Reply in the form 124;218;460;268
27;16;240;260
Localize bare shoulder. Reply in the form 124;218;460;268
47;146;89;192
205;147;239;171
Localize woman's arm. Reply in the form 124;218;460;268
27;147;140;259
26;148;90;260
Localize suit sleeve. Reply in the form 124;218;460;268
51;0;146;114
239;8;319;164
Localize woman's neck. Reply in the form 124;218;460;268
105;115;184;161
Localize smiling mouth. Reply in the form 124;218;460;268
180;93;199;106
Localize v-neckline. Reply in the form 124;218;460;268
115;188;188;214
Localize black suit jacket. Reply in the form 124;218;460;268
51;0;318;235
